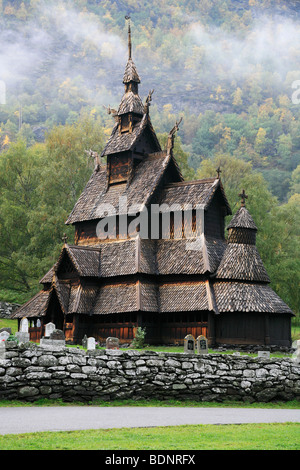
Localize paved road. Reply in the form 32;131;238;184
0;407;300;435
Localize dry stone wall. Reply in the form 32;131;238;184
0;342;300;403
0;302;20;319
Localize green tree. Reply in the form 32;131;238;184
0;140;45;298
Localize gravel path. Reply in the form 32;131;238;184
0;406;299;435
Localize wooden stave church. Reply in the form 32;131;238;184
12;23;294;348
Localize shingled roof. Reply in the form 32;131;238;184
66;150;178;224
56;245;101;277
213;282;293;314
216;244;270;283
212;199;293;315
160;178;231;214
216;202;268;282
100;114;161;157
117;90;144;116
123;57;141;84
11;290;51;319
227;206;257;230
91;279;213;315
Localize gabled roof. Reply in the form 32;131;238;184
68;284;99;314
66;150;179;224
56;245;101;277
11;290;51;318
160;178;232;215
100;113;161;157
156;237;226;275
39;265;55;284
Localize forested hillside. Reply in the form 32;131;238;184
0;0;299;315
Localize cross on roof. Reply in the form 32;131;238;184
239;189;248;207
216;166;222;179
62;233;68;244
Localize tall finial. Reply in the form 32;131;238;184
216;166;222;179
239;189;248;207
125;15;132;59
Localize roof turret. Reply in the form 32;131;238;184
215;190;270;283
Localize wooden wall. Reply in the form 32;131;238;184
73;311;209;346
204;189;226;239
215;312;292;346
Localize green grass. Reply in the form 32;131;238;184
0;318;18;334
0;398;299;408
0;423;299;450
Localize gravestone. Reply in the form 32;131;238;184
0;327;11;335
0;330;10;342
184;334;195;353
36;319;41;327
293;340;300;364
82;334;88;349
16;317;30;343
50;329;65;341
197;335;208;355
87;337;96;350
20;317;29;333
40;325;65;350
106;337;119;350
258;351;270;359
45;322;55;338
15;331;30;343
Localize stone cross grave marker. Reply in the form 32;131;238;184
106;337;120;349
87;337;96;350
197;335;208;355
184;334;195;353
45;322;55;338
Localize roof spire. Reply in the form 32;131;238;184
239;189;248;207
125;15;132;60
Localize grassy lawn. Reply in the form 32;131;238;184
1;398;300;408
0;423;299;450
0;318;18;334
